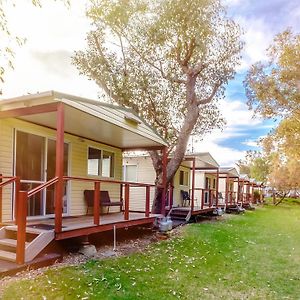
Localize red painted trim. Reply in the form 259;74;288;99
55;217;156;240
0;102;58;119
191;158;195;212
124;184;129;220
145;186;150;217
94;182;100;225
215;168;219;207
161;147;168;215
63;176;155;187
55;103;64;234
0;175;2;224
16;191;27;265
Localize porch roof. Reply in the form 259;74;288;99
0;91;167;150
182;152;219;169
219;167;239;178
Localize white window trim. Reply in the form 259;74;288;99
87;145;116;179
123;164;138;182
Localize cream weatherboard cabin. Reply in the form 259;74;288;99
123;152;221;222
0;91;167;265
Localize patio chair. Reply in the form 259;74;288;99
180;190;191;207
84;190;123;214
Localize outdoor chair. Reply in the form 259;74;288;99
180;190;191;207
84;190;123;214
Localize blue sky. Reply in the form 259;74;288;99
1;0;300;166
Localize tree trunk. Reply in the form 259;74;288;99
275;192;287;206
150;78;200;214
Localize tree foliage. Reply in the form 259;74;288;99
73;0;243;212
245;29;300;201
244;29;300;118
237;150;269;183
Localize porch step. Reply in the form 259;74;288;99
168;208;191;222
0;249;16;262
0;225;54;264
5;226;46;235
0;238;29;248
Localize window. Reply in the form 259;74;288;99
88;147;102;176
179;170;188;186
124;165;137;182
213;178;216;189
88;147;115;177
205;177;210;189
102;151;114;177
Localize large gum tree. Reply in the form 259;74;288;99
73;0;243;213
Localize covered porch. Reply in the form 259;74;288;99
167;152;220;221
0;91;167;264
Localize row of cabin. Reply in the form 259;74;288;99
0;91;263;265
123;154;264;215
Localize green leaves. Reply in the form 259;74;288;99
74;0;242;148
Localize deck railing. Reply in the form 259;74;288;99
14;175;155;264
63;176;155;226
0;174;20;224
13;176;154;264
193;188;216;209
227;191;237;205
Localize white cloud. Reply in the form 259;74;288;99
2;0;99;99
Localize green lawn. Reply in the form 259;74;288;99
2;201;300;299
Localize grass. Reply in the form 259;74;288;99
2;201;300;299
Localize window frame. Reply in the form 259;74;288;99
123;164;138;182
87;146;116;179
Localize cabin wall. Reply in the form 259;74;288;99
173;165;190;206
122;156;156;211
0;118;122;221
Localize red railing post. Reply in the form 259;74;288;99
124;184;129;220
94;182;100;225
14;177;20;225
191;158;195;212
0;174;2;224
16;191;27;265
215;168;219;208
209;189;212;207
55;103;64;234
145;186;150;217
225;175;229;206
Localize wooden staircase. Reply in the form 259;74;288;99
168;207;191;225
0;226;54;263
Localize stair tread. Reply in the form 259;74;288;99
0;238;30;248
0;249;16;262
5;225;49;234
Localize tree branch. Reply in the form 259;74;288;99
196;82;222;105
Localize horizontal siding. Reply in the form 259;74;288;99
0;120;14;220
0;118;123;221
173;166;190;206
123;157;156;211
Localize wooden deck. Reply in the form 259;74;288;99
6;212;157;240
171;206;216;216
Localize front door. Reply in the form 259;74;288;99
15;130;69;217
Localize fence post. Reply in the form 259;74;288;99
94;182;100;225
145;186;150;217
124;184;129;220
16;191;27;265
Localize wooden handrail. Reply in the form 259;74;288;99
0;176;18;188
27;177;59;198
63;176;155;188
